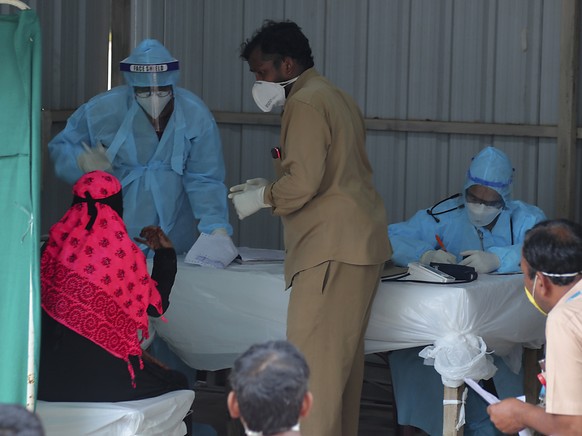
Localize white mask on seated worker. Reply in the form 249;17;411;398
252;77;298;112
466;202;502;227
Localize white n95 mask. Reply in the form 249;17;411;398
136;94;173;120
252;77;298;112
466;202;502;227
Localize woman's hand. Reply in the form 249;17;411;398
134;226;174;250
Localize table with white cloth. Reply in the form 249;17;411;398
151;257;546;435
36;390;194;436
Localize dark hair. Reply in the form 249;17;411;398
0;404;45;435
229;340;309;435
240;20;314;70
522;219;582;286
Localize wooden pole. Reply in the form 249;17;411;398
556;0;580;219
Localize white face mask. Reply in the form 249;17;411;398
136;94;172;120
251;77;298;112
466;202;502;227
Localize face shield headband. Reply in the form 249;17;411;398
119;60;180;75
466;169;512;191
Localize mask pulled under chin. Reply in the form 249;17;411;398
466;202;502;227
252;77;299;112
137;94;173;120
524;276;547;316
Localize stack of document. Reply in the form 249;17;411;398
234;247;285;264
184;233;239;268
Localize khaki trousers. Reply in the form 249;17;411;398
287;261;383;436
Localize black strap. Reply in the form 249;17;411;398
71;190;123;230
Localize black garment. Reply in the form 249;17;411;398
38;248;189;402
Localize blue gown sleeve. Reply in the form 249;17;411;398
182;113;232;235
48;104;91;184
388;209;442;267
488;202;547;273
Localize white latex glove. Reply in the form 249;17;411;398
229;178;270;194
420;249;457;265
228;186;268;220
228;178;270;220
77;141;111;173
211;228;229;237
459;250;500;273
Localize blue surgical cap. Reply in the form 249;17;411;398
463;146;514;203
120;39;180;88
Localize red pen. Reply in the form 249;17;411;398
435;235;447;252
271;147;281;159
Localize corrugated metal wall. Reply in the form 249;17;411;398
35;0;581;249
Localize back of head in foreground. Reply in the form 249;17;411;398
522;218;582;288
227;341;312;436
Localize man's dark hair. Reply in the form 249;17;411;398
523;219;582;286
229;340;309;435
240;20;315;70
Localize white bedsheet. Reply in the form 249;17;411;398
36;390;194;436
152;258;546;380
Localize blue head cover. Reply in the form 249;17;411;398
120;39;180;88
463;146;514;203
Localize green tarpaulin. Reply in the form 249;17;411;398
0;9;42;407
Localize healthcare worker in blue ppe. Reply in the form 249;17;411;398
49;39;234;260
387;146;546;435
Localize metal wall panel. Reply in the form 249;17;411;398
36;0;580;245
32;0;110;109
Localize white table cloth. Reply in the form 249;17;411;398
152;258;546;379
36;390;194;436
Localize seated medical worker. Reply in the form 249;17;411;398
48;39;234;261
388;146;546;435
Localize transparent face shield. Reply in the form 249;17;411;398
119;60;179;132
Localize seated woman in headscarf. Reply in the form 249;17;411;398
38;171;189;406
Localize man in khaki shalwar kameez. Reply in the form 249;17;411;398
229;20;392;436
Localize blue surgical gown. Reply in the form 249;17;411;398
49;85;232;254
389;196;546;273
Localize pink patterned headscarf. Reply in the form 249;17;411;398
40;171;163;384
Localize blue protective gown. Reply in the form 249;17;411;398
49;85;232;254
387;147;546;435
389;196;546;272
389;146;546;272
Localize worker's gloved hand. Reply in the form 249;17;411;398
229;178;270;194
420;249;457;265
77;141;111;173
228;179;270;220
211;228;229;237
459;250;500;273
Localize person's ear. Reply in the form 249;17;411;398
282;56;297;76
299;392;313;418
227;391;241;419
537;272;552;298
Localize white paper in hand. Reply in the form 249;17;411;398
184;233;239;268
464;378;533;436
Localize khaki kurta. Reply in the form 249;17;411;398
264;68;391;287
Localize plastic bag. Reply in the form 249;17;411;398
419;334;497;387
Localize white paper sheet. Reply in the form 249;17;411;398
464;378;533;436
184;233;238;268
